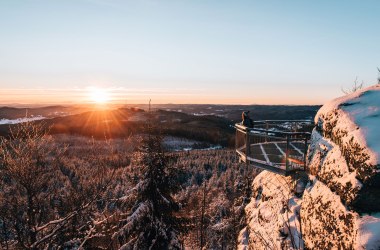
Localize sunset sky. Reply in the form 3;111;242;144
1;0;379;105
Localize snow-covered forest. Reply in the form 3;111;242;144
0;122;258;249
1;86;380;249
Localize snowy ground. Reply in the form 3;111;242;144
0;116;46;125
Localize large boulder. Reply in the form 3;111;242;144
240;85;380;250
241;171;304;249
303;84;380;249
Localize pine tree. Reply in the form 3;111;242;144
114;125;182;249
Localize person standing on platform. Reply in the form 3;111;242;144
241;111;253;128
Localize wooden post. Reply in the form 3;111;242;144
245;128;250;163
285;135;290;173
265;121;269;142
304;136;308;172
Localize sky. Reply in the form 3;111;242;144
0;0;379;105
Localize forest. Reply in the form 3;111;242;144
0;121;258;249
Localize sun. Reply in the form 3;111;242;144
89;87;110;104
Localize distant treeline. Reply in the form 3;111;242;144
0;105;319;148
0;108;236;147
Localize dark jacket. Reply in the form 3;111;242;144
242;112;254;128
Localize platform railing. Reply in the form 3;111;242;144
235;120;313;176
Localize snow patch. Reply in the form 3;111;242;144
0;116;46;124
316;84;380;165
357;213;380;250
237;227;249;250
244;171;303;249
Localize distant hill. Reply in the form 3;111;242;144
0;105;320;148
123;104;320;122
0;104;320;121
0;108;235;147
0;105;85;119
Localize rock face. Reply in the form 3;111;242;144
240;85;380;250
301;177;358;249
302;85;380;249
240;171;304;249
309;85;380;209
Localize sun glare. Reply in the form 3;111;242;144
89;87;110;104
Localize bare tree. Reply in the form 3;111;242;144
341;77;364;94
0;122;115;249
0;122;63;249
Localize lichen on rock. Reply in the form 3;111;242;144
302;84;380;249
301;177;357;249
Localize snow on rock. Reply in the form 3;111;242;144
301;177;357;249
310;84;380;212
357;213;380;249
237;227;249;250
241;85;380;249
303;84;380;249
242;171;303;249
307;130;362;205
316;84;380;166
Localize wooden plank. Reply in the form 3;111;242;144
254;120;313;123
248;133;285;141
246;127;311;137
246;158;287;176
236;128;247;134
235;124;248;131
259;143;270;163
236;149;246;163
290;142;304;156
250;145;267;162
274;143;286;156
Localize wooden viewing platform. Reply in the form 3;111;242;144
235;120;313;176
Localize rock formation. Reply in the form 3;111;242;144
239;85;380;249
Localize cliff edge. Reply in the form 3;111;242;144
239;85;380;249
